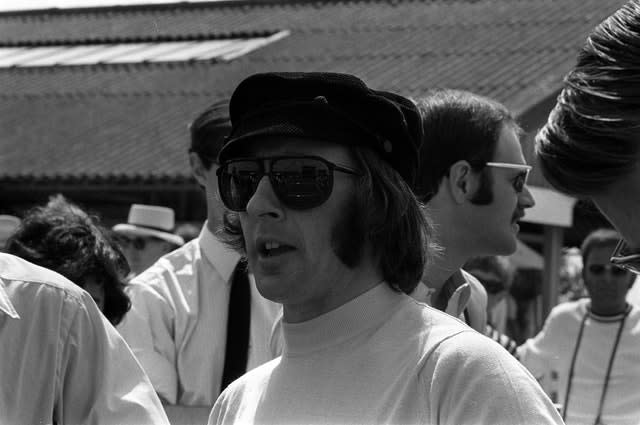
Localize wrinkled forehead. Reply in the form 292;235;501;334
236;136;355;166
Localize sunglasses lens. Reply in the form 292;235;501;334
612;267;628;277
219;160;263;212
271;158;333;210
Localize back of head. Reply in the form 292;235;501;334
535;0;640;197
464;255;515;290
190;98;231;169
6;194;131;324
415;89;519;201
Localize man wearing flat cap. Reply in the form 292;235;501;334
208;72;563;425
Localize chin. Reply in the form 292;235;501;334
254;275;291;303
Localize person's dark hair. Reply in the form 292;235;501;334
415;89;521;203
535;0;640;197
218;146;436;294
5;195;131;325
189;99;232;169
580;228;620;266
464;255;515;292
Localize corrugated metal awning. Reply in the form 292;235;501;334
0;31;289;67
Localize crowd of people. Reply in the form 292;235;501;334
2;1;640;424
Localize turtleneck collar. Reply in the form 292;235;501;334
282;282;407;356
588;301;633;322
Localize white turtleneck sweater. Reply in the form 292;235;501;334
518;299;640;425
210;283;562;425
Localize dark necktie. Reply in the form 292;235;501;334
220;258;251;392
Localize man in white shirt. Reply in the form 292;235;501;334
518;229;640;424
117;99;281;424
0;252;169;425
411;90;535;335
209;71;563;425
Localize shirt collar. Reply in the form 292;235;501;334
198;221;241;283
0;277;20;319
438;269;471;318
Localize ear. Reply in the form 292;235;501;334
189;151;208;187
447;160;477;204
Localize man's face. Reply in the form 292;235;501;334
583;243;634;315
237;138;365;322
468;125;535;255
118;235;170;276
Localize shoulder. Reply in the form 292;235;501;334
403;296;476;347
0;253;88;304
546;299;585;321
214;358;281;415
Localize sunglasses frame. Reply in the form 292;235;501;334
117;235;152;250
587;263;629;277
217;155;362;212
610;239;640;275
484;162;532;193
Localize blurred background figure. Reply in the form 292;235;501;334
464;256;517;335
517;228;640;424
112;204;184;277
0;214;20;252
174;221;202;244
5;194;131;325
465;256;519;356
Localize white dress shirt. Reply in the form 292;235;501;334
0;253;169;425
118;223;282;406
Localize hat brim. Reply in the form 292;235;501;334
112;224;184;247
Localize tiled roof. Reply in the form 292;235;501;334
0;0;627;183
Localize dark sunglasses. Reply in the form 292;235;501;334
117;235;157;251
587;263;629;277
217;155;362;212
610;239;640;275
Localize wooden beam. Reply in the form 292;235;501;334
541;226;563;325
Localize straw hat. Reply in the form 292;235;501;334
112;204;184;247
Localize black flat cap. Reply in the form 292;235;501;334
218;72;423;186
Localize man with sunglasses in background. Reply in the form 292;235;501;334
209;72;562;424
518;228;640;424
410;89;535;338
535;1;640;282
117;100;281;425
113;204;185;277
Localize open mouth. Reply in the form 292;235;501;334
258;240;296;258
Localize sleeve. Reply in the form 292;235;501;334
117;276;179;404
516;307;562;384
56;290;170;425
425;332;564;425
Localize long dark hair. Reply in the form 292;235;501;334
6;195;131;325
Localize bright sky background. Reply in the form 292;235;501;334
0;0;217;12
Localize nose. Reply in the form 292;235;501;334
519;185;536;209
245;176;285;219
